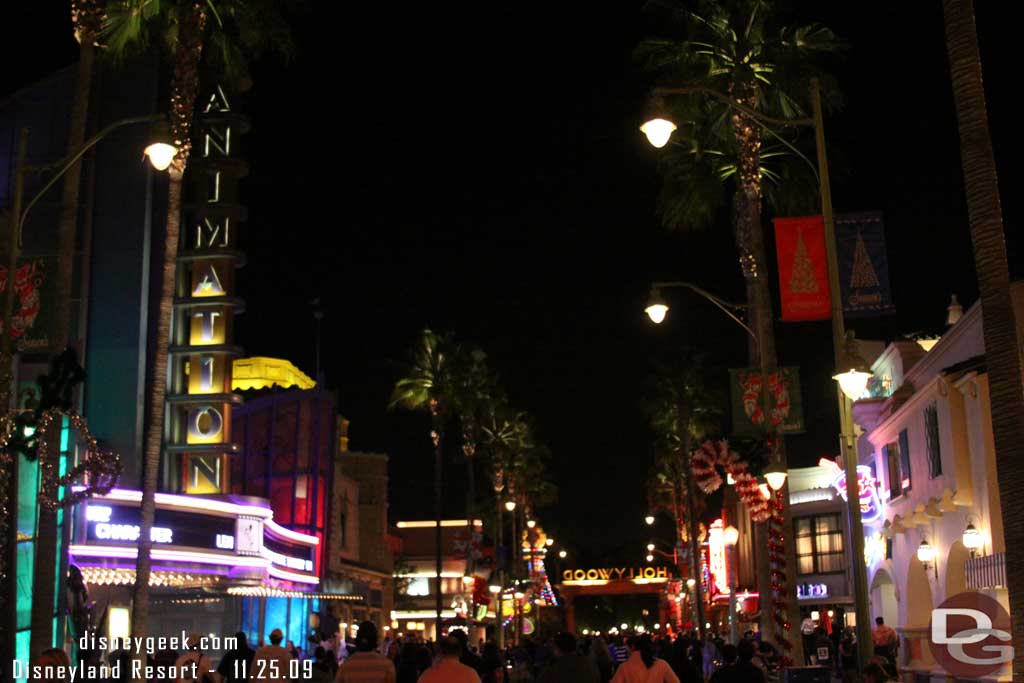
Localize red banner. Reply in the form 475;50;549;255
774;215;831;321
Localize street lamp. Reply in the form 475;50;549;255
764;461;788;491
833;331;873;401
505;501;517;512
723;525;739;547
645;515;656;526
545;538;554;547
142;121;177;171
641;79;877;667
559;550;567;559
489;584;501;594
646;554;655;563
963;522;983;558
644;287;669;324
647;543;656;552
526;519;536;529
917;539;936;569
639;96;677;149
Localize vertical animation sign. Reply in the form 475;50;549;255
170;85;245;494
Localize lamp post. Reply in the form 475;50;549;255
1;114;172;405
1;116;172;659
723;524;740;644
645;280;767;642
641;77;874;668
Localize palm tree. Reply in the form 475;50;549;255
644;353;722;638
451;347;491;570
638;0;840;660
391;328;459;641
941;0;1024;664
29;0;107;659
102;0;294;648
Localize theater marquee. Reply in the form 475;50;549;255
561;567;671;585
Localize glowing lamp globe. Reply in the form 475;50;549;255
514;592;525;600
640;118;677;148
963;523;983;552
621;623;628;631
645;302;668;324
686;578;696;589
645;554;654;563
833;368;872;401
723;525;739;547
647;543;656;552
505;501;516;512
917;539;935;564
645;515;655;526
144;142;177;171
526;519;536;529
559;550;567;558
489;585;501;594
462;575;475;585
546;538;554;546
765;466;788;492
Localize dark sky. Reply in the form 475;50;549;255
3;2;1017;568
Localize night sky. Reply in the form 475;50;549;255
3;3;1018;568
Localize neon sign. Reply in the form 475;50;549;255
708;519;729;596
818;458;882;523
797;583;828;599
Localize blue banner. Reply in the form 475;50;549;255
836;212;896;317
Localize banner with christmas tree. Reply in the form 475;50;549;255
729;367;805;435
836;211;896;317
773;216;831;321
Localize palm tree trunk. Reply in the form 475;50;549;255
431;406;444;642
131;0;205;661
677;401;707;638
465;441;476;632
131;169;182;649
29;26;97;660
732;89;803;665
942;0;1024;664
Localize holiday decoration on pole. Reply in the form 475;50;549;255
690;440;770;522
766;488;794;666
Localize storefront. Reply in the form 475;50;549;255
68;487;347;658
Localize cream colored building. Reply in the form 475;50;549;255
851;290;1023;682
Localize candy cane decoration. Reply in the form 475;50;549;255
690;440;770;522
767;488;794;665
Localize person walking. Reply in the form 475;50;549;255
174;633;220;683
591;636;614;683
218;632;255;683
480;642;505;683
416;635;480;683
336;622;396;683
610;635;679;683
872;617;898;663
538;633;600;683
252;629;293;683
707;640;764;683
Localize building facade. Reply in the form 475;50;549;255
324;449;395;640
852;293;1020;682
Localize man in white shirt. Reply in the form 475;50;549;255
417;635;480;683
252;628;293;683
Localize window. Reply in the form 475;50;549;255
924;403;942;478
886;443;902;500
795;514;845;575
898;429;912;492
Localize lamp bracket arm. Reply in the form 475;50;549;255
652;281;757;341
19;113;168;239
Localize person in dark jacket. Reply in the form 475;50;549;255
706;639;765;683
217;632;256;682
538;633;600;683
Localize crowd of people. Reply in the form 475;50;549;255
29;618;904;683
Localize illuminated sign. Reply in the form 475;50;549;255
797;583;829;599
80;501;235;552
170;83;245;494
561;567;670;583
864;532;885;566
708;519;729;596
263;529;317;576
818;458;883;523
